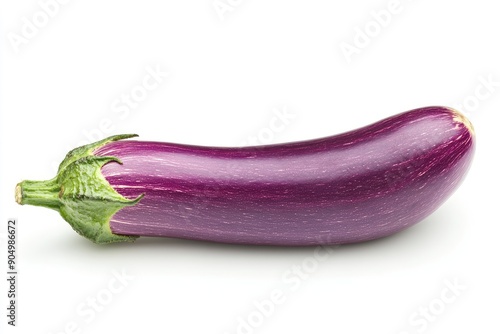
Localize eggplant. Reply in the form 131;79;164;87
15;106;475;245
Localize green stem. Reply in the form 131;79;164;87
16;178;61;210
14;134;143;244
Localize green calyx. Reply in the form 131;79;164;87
15;134;143;244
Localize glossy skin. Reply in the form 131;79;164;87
94;107;475;245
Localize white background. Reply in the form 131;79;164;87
1;1;499;333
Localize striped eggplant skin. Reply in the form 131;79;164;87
93;106;475;246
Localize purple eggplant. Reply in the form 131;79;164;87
15;106;475;245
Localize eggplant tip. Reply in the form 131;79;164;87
449;107;475;137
